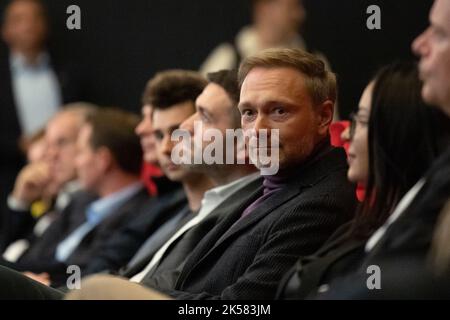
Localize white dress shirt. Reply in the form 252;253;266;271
10;52;62;135
130;173;260;283
365;179;426;252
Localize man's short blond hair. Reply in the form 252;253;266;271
238;48;337;106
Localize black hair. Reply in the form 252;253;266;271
351;61;450;238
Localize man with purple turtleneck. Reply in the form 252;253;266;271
64;48;357;300
160;48;356;300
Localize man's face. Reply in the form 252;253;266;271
152;102;195;181
412;0;450;116
75;125;105;192
135;105;158;165
45;112;80;187
1;0;47;52
239;67;331;170
180;83;237;168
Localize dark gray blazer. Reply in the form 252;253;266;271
135;177;264;290
162;145;357;299
3;188;151;286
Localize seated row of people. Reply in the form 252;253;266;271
0;0;449;298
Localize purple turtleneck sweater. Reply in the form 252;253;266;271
240;171;291;218
240;139;332;219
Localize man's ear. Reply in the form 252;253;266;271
1;26;9;44
316;100;334;136
97;147;114;173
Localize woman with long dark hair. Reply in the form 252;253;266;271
277;61;449;299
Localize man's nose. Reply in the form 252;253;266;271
412;28;430;57
253;114;271;134
179;113;196;136
135;119;151;136
160;135;173;156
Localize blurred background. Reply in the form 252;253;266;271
0;0;433;117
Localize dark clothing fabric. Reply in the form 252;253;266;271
138;178;264;291
82;188;187;276
313;254;450;300
0;265;63;300
0;50;85;248
277;222;366;299
161;144;357;299
312;146;450;299
0;188;151;287
0;190;97;271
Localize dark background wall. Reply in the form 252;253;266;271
1;0;434;118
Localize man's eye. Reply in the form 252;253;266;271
273;107;286;115
242;109;254;117
154;132;163;141
200;112;210;123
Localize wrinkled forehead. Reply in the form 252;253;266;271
46;114;80;141
4;0;46;21
239;67;309;106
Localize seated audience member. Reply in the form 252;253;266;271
200;0;328;74
277;61;449;299
0;0;85;232
119;69;260;287
1;108;150;286
79;70;210;276
1;104;96;252
66;48;357;300
31;69;261;296
2;129;52;261
0;68;247;298
303;0;450;298
430;199;450;276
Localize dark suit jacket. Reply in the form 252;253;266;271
0;49;85;241
2;187;151;286
83;187;187;276
276;222;366;299
313;147;450;299
313;254;450;300
162;145;357;300
135;177;264;290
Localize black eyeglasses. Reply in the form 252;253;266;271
349;112;369;139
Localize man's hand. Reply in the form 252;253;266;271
23;272;51;286
12;162;51;206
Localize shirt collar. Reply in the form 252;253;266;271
201;172;260;208
10;51;51;71
87;182;144;225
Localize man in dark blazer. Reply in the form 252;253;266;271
63;48;357;300
0;0;84;236
78;70;213;276
0;49;357;299
0;108;150;287
1;105;95;252
119;69;260;287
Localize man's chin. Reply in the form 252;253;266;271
163;169;185;182
143;155;158;164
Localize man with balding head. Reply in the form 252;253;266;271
1;104;96;251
